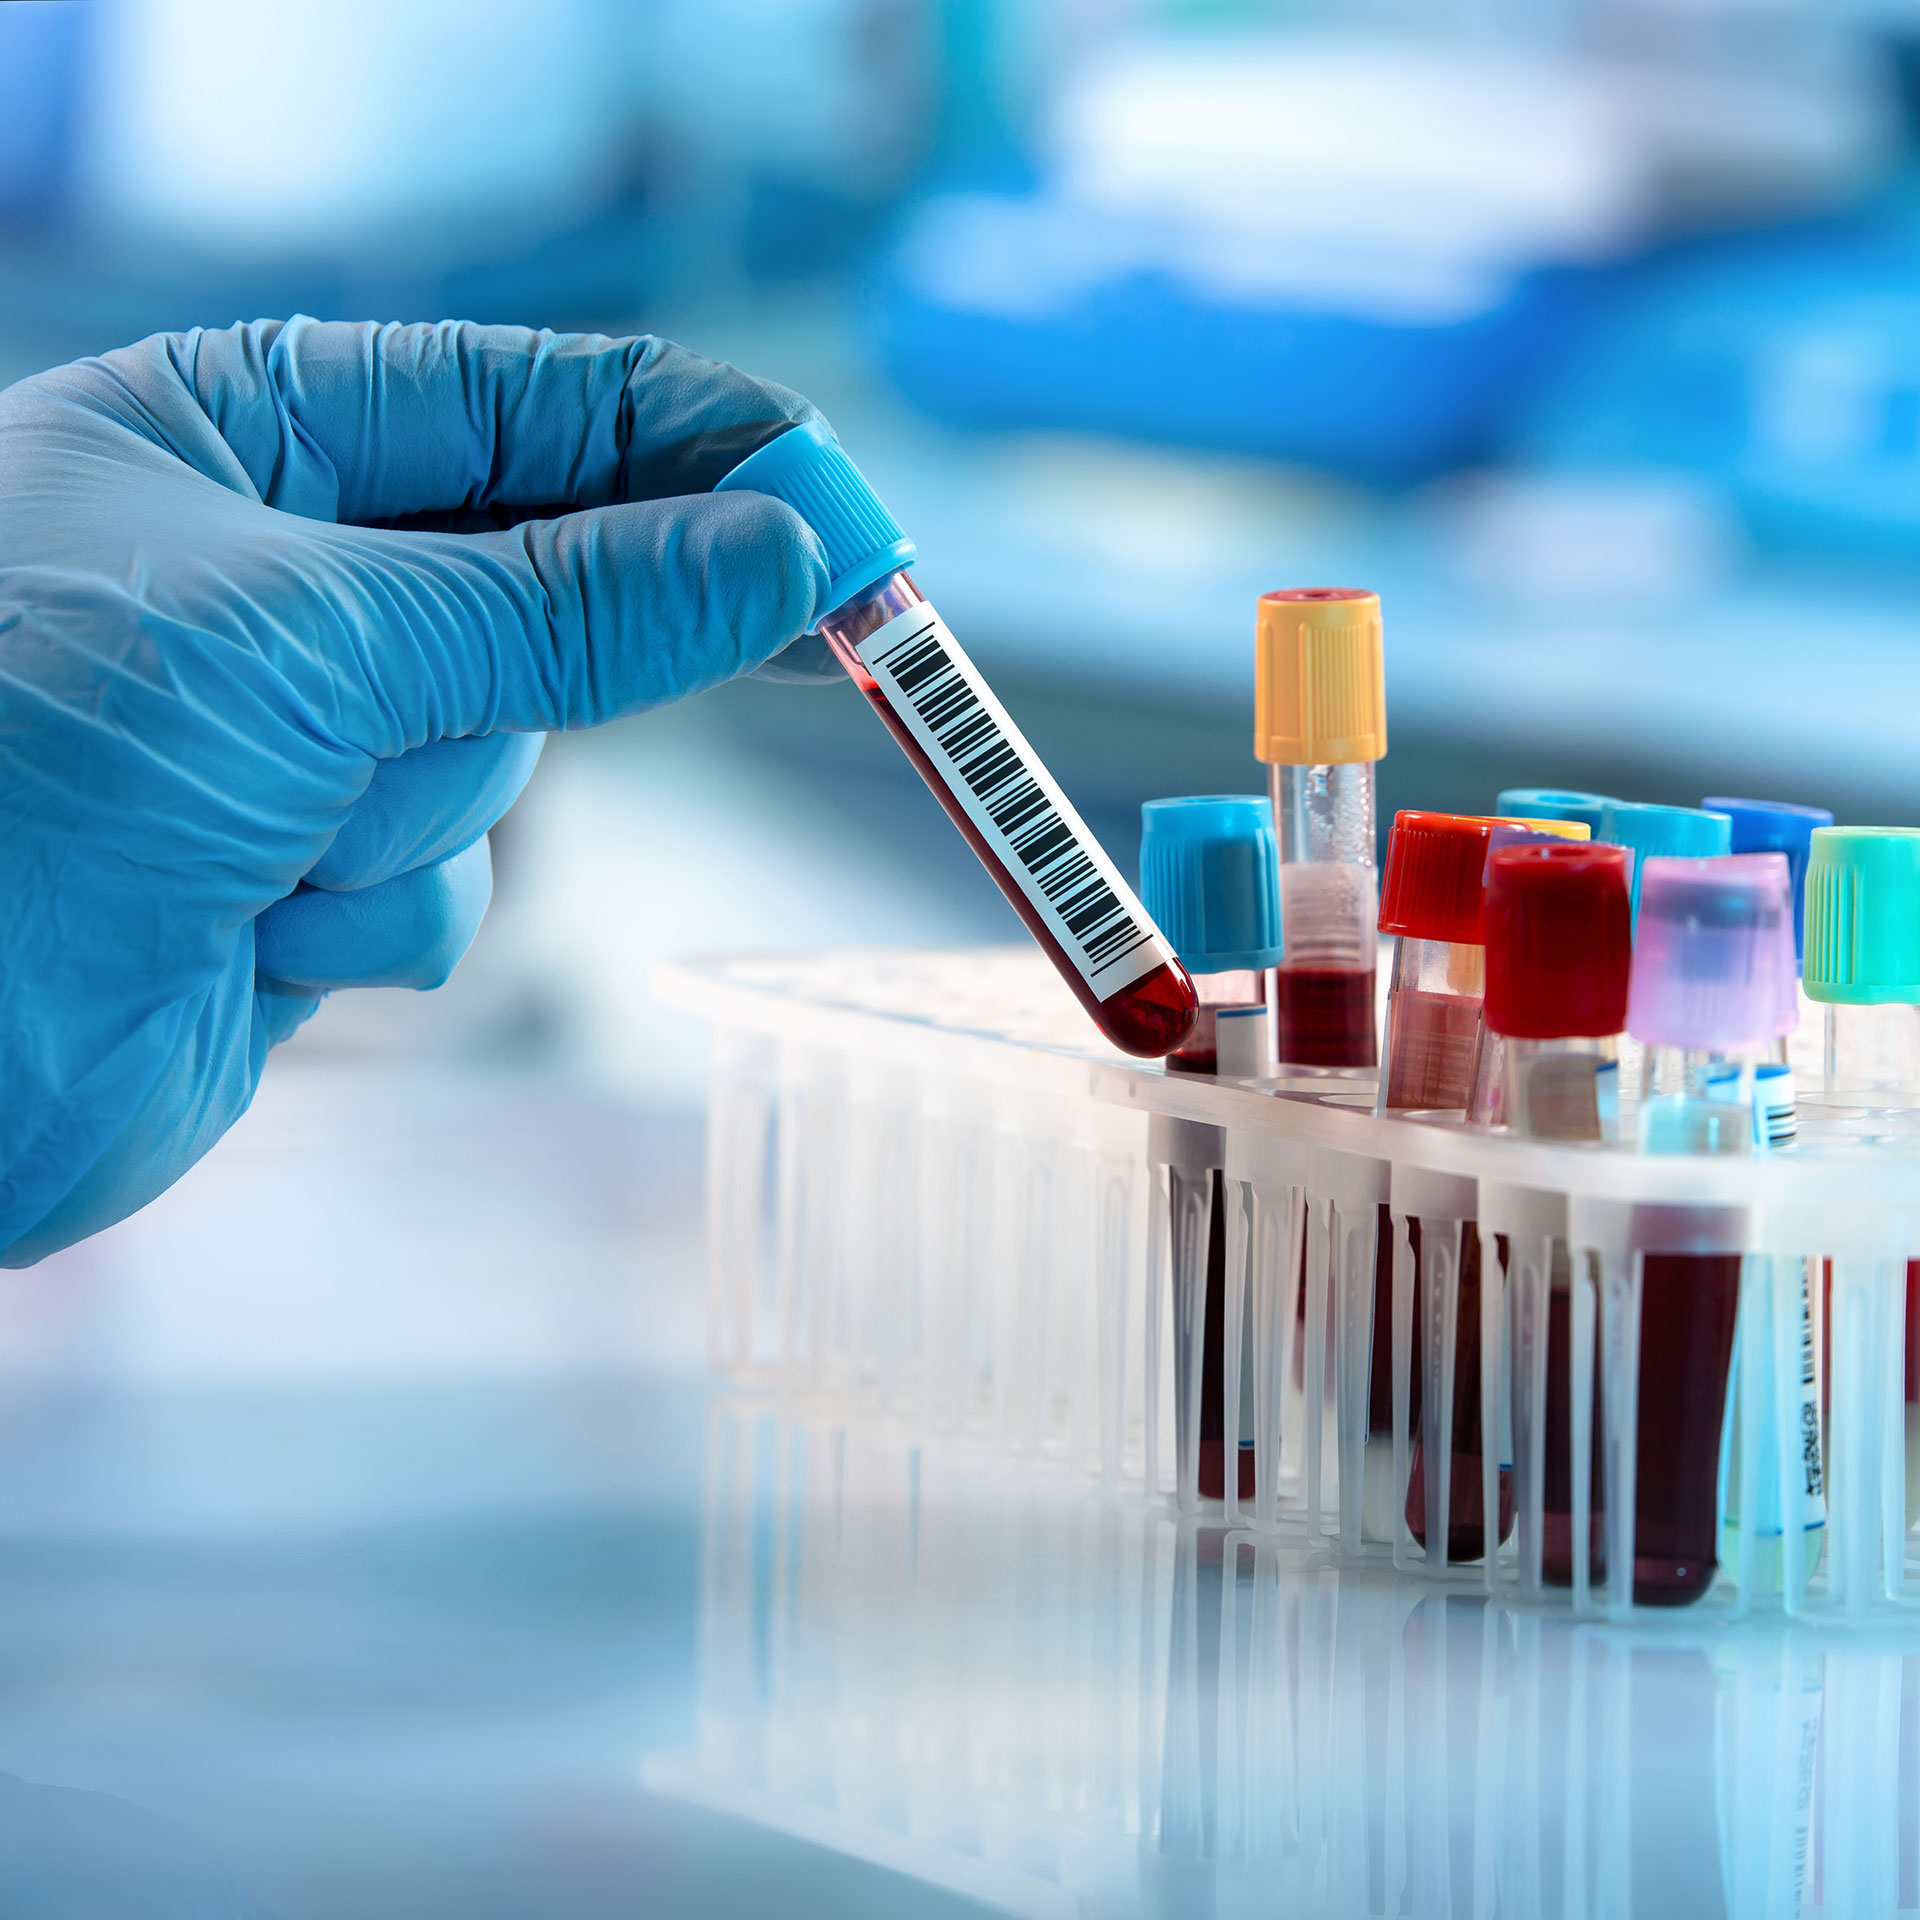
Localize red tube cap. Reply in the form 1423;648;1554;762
1378;811;1494;945
1483;843;1633;1039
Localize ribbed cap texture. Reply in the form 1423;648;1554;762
1627;853;1797;1049
1803;827;1920;1005
1483;844;1633;1040
714;420;916;612
1254;589;1386;765
1139;796;1283;973
1378;811;1492;944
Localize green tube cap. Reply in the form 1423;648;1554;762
1803;827;1920;1005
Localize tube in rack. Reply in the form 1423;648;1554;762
716;421;1196;1058
1629;853;1803;1604
1255;589;1386;1071
1699;797;1834;971
1494;788;1616;836
1484;841;1633;1588
1140;796;1282;1502
1803;826;1920;1108
1484;842;1633;1146
1597;800;1732;923
1463;818;1591;1126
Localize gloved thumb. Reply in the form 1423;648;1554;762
288;487;830;752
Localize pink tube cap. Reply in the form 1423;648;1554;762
1627;853;1797;1051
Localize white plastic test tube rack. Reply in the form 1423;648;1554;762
655;948;1920;1622
645;1396;1920;1920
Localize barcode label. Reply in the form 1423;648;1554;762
857;602;1173;998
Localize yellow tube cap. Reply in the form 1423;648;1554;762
1255;588;1387;766
1489;815;1591;841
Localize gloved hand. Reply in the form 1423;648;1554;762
0;317;831;1265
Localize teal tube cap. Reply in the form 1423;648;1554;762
715;419;916;615
1139;796;1283;974
1804;826;1920;1005
1597;800;1732;919
1495;788;1616;835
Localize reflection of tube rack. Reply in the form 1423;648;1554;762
658;948;1920;1621
646;1398;1920;1918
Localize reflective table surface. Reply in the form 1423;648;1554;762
6;1054;1918;1918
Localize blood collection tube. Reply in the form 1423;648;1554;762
1484;843;1632;1588
715;421;1197;1057
1699;797;1834;972
1462;818;1591;1126
1377;811;1493;1115
1629;853;1800;1603
1375;812;1503;1557
1803;826;1920;1108
1494;788;1616;836
1255;589;1386;1071
1596;800;1732;922
1140;797;1282;1503
1484;843;1633;1145
1803;827;1920;1530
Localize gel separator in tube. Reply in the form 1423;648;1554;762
1257;589;1387;1070
718;422;1197;1057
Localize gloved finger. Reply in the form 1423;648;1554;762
751;631;845;685
287;487;828;749
126;317;819;524
308;732;543;891
254;839;493;994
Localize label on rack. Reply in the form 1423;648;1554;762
856;602;1174;999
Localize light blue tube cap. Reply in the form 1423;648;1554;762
715;419;917;614
1139;796;1283;974
1700;796;1835;967
1495;788;1616;835
1598;800;1731;918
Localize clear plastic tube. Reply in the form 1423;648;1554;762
1820;1002;1920;1107
817;571;1197;1057
1167;978;1268;1502
1268;761;1379;1070
1377;934;1483;1113
1504;1036;1621;1143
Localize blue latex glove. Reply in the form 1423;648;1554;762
0;317;831;1265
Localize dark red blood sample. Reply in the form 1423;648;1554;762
1630;1254;1741;1603
1405;1222;1516;1561
1367;1203;1406;1444
1275;967;1377;1070
1382;989;1482;1111
853;672;1197;1057
1543;1251;1740;1604
1906;1260;1919;1408
1196;1168;1257;1501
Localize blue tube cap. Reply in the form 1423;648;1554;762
1139;796;1283;974
1700;796;1836;966
714;419;917;615
1597;800;1733;919
1494;789;1616;835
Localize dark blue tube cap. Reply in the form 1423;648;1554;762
1700;796;1836;965
714;419;917;614
1139;796;1283;973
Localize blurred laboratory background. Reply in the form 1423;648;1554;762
3;1;1920;1913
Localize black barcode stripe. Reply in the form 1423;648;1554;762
871;621;1151;977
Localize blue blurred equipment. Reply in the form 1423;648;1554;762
0;317;829;1265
